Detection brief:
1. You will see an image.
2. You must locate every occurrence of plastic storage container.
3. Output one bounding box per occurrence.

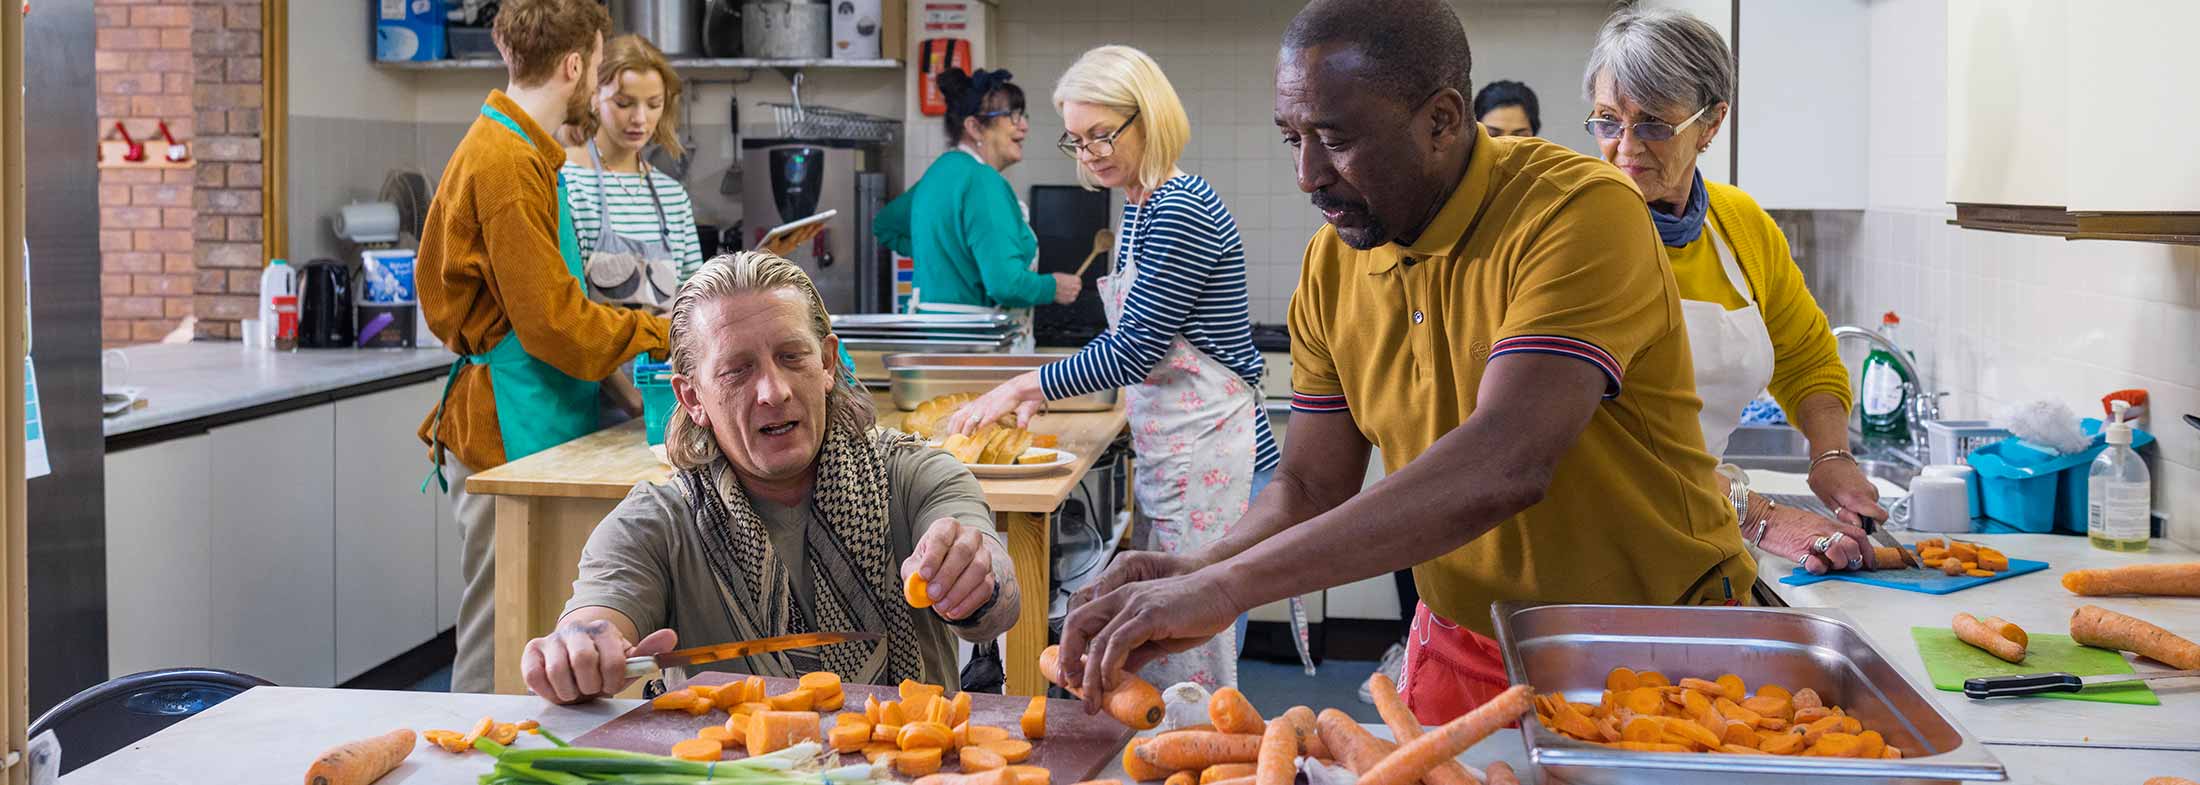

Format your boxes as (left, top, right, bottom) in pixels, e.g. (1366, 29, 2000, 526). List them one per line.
(636, 362, 676, 447)
(1967, 418, 2155, 533)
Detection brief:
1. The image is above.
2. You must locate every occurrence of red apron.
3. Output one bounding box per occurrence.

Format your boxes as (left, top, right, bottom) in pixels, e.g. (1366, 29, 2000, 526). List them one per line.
(1398, 601, 1515, 725)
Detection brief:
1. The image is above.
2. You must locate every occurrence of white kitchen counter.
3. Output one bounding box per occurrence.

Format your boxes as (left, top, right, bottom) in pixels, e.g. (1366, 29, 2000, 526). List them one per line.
(101, 341, 452, 438)
(62, 686, 2200, 785)
(1761, 533, 2200, 751)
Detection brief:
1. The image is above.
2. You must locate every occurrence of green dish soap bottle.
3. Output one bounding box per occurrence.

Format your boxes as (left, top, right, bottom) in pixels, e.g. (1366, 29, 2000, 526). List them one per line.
(1858, 311, 1913, 444)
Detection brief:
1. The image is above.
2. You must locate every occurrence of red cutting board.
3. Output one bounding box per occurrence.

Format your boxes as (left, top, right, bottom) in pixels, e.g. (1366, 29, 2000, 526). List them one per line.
(572, 672, 1136, 783)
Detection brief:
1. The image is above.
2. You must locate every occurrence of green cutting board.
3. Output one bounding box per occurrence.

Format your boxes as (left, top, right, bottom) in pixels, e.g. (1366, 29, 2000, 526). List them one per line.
(1911, 627, 2158, 705)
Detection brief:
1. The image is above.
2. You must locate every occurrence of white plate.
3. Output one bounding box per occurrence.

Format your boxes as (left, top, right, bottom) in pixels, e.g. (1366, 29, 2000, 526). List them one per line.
(926, 442, 1078, 478)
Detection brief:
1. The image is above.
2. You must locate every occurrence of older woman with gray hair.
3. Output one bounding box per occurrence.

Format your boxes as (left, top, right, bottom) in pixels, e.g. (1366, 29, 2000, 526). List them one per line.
(1585, 8, 1883, 575)
(518, 251, 1017, 703)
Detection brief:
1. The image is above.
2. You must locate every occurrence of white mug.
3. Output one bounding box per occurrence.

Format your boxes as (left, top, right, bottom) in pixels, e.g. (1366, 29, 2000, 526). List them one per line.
(1905, 474, 1974, 533)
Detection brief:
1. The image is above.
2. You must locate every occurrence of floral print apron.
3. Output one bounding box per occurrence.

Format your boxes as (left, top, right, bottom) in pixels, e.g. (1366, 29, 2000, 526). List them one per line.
(1097, 231, 1261, 690)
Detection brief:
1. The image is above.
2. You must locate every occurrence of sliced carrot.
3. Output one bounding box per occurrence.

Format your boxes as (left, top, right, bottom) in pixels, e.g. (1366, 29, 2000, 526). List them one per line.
(874, 723, 904, 743)
(489, 722, 520, 745)
(982, 739, 1034, 764)
(819, 691, 847, 712)
(951, 691, 974, 727)
(906, 572, 935, 608)
(830, 719, 873, 752)
(722, 714, 749, 746)
(1021, 696, 1047, 739)
(746, 710, 823, 757)
(883, 700, 910, 727)
(968, 725, 1012, 745)
(961, 745, 1008, 772)
(863, 743, 899, 763)
(460, 716, 495, 747)
(699, 726, 739, 744)
(515, 719, 539, 731)
(1007, 765, 1051, 785)
(901, 721, 954, 751)
(652, 690, 697, 712)
(801, 671, 845, 698)
(689, 684, 724, 704)
(672, 738, 724, 761)
(866, 694, 884, 724)
(744, 676, 767, 704)
(897, 747, 945, 776)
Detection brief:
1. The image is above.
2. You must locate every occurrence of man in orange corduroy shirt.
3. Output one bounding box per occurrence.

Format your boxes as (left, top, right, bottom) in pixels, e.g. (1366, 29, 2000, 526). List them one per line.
(416, 0, 670, 694)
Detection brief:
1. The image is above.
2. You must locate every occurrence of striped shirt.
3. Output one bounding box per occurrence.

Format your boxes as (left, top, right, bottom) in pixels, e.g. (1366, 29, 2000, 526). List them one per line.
(1039, 174, 1279, 473)
(559, 162, 706, 281)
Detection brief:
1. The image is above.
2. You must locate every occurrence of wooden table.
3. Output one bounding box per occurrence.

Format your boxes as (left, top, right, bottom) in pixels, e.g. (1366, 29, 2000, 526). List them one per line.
(469, 392, 1128, 698)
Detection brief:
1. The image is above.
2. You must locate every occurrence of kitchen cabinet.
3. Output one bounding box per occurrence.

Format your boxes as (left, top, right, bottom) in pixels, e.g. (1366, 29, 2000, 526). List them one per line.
(2062, 1, 2200, 240)
(105, 435, 215, 679)
(1946, 0, 2070, 226)
(103, 377, 448, 688)
(333, 383, 442, 682)
(1733, 0, 1867, 210)
(208, 404, 338, 688)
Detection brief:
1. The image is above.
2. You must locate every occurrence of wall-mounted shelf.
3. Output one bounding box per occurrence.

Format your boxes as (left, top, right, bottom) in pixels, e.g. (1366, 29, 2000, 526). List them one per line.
(374, 57, 901, 72)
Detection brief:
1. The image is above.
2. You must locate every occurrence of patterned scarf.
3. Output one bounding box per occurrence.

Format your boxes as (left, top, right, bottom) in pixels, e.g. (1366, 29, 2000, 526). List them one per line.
(677, 425, 927, 685)
(1653, 169, 1711, 247)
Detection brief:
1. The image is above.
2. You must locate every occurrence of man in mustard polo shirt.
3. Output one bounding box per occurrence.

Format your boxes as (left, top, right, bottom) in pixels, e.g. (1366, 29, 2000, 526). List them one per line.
(1057, 0, 1752, 721)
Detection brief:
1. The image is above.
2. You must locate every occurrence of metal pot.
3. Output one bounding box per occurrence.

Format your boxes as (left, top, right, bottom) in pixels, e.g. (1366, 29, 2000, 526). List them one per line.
(742, 1, 830, 60)
(613, 0, 704, 57)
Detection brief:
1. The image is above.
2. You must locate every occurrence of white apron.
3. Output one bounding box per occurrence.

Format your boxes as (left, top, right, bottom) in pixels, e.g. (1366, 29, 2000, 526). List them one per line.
(1680, 214, 1776, 459)
(1099, 229, 1259, 691)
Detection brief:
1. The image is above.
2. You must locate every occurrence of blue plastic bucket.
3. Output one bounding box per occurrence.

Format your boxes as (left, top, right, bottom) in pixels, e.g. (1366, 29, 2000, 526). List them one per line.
(1966, 418, 2156, 534)
(636, 362, 675, 447)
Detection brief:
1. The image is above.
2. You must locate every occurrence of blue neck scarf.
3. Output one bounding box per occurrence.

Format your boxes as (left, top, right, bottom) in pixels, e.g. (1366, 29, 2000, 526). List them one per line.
(1652, 170, 1710, 247)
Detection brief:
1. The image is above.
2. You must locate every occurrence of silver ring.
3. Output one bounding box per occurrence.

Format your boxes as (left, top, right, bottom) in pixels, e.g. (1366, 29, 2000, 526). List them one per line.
(1847, 552, 1864, 570)
(1834, 506, 1846, 519)
(1810, 535, 1833, 554)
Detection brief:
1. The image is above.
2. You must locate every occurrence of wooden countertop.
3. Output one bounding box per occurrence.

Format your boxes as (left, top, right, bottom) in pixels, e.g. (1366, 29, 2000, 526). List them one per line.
(465, 392, 1128, 513)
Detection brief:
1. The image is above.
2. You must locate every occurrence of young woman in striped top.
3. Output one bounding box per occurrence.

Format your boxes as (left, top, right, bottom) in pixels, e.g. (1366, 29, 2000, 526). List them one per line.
(563, 35, 704, 288)
(946, 45, 1281, 691)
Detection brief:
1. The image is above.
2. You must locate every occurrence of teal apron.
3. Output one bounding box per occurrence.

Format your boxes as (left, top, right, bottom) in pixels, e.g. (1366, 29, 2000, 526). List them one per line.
(424, 103, 602, 491)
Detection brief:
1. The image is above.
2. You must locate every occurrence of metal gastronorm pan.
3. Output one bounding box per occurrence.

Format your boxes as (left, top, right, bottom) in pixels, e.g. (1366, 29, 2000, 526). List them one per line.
(1490, 602, 2006, 784)
(884, 353, 1118, 412)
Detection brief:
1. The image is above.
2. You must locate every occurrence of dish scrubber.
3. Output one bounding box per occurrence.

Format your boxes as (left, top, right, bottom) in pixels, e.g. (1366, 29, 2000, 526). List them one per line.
(1992, 400, 2091, 455)
(2101, 389, 2148, 428)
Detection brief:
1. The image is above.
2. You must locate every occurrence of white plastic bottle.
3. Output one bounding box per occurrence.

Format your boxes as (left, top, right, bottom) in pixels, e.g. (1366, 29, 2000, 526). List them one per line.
(2087, 400, 2151, 552)
(257, 258, 298, 350)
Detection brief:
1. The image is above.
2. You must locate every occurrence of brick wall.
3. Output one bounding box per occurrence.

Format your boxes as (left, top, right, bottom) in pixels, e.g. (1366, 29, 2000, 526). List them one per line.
(96, 2, 199, 346)
(191, 0, 263, 340)
(94, 0, 262, 346)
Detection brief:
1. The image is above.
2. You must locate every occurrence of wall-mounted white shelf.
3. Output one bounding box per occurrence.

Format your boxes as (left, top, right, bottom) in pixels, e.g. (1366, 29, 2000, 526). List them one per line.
(375, 57, 901, 72)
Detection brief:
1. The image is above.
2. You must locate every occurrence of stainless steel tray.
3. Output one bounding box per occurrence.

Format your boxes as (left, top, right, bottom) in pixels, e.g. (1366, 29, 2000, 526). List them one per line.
(834, 313, 1016, 329)
(1490, 602, 2006, 784)
(840, 337, 1016, 354)
(885, 353, 1118, 412)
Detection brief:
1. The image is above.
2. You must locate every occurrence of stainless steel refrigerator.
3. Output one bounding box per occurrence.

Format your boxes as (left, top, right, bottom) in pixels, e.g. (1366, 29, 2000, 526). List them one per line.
(25, 1, 110, 716)
(740, 138, 891, 315)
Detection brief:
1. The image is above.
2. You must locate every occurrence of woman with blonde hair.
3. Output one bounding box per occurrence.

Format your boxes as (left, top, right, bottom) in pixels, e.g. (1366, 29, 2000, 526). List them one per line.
(948, 45, 1280, 690)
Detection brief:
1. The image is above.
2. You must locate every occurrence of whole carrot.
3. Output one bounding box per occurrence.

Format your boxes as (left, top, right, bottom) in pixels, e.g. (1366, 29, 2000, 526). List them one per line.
(1314, 708, 1395, 773)
(304, 728, 414, 785)
(2061, 563, 2200, 597)
(1254, 719, 1298, 785)
(1952, 613, 2027, 663)
(1039, 645, 1164, 730)
(1164, 770, 1196, 785)
(1354, 686, 1533, 785)
(2071, 605, 2200, 669)
(1199, 763, 1256, 784)
(1136, 731, 1265, 770)
(1121, 739, 1172, 782)
(1207, 687, 1265, 736)
(1275, 706, 1329, 760)
(1484, 762, 1521, 785)
(1365, 674, 1484, 785)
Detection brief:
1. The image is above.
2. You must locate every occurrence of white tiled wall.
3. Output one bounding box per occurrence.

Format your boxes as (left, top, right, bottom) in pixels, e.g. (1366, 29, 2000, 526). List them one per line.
(992, 0, 1613, 324)
(1788, 0, 2200, 547)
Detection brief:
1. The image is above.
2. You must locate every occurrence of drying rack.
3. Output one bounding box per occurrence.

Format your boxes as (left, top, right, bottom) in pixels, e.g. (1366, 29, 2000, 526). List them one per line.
(760, 72, 900, 142)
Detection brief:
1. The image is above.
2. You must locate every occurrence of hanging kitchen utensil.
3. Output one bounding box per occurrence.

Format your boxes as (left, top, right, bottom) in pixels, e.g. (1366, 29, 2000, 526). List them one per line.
(719, 92, 743, 197)
(157, 120, 189, 163)
(1073, 227, 1114, 278)
(111, 122, 145, 162)
(765, 71, 899, 142)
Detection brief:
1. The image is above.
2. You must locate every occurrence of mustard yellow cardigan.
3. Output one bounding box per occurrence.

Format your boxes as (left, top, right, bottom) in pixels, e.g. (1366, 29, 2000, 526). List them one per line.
(1665, 180, 1853, 416)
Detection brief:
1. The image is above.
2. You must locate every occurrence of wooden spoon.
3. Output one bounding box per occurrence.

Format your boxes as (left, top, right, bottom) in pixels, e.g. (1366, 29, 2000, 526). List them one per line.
(1072, 228, 1115, 278)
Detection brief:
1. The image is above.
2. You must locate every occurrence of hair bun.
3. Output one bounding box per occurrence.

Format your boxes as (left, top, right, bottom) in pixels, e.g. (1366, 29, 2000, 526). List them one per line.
(935, 68, 974, 102)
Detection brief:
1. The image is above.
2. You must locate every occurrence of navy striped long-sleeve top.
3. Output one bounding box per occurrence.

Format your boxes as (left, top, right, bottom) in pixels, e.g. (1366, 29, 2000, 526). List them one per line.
(1038, 174, 1280, 473)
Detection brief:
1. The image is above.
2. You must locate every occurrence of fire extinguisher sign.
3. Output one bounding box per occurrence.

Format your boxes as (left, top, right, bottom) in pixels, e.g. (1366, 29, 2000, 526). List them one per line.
(922, 2, 968, 32)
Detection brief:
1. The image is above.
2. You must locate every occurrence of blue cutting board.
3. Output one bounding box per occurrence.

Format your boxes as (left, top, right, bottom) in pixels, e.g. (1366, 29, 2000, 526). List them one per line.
(1779, 558, 2049, 594)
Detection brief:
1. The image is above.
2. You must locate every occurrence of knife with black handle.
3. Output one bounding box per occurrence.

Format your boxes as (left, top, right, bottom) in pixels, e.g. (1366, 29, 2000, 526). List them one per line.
(1965, 668, 2200, 698)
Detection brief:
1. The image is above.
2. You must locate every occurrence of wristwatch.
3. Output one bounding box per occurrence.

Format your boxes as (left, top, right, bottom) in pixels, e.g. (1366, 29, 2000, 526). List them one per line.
(940, 576, 1003, 628)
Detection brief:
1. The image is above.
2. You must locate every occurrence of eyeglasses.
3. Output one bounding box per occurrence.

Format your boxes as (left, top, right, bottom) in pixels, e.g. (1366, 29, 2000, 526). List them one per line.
(977, 108, 1027, 124)
(1583, 105, 1710, 142)
(1058, 108, 1141, 159)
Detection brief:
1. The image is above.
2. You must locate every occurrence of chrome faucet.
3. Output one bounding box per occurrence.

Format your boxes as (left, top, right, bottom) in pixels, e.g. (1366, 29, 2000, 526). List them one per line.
(1831, 324, 1941, 464)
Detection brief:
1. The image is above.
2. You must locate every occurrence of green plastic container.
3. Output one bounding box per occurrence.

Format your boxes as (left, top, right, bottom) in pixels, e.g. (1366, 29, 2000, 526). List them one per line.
(635, 362, 675, 447)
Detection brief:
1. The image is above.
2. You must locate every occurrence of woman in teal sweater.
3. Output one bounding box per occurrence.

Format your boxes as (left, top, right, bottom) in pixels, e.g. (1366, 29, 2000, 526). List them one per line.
(875, 68, 1081, 314)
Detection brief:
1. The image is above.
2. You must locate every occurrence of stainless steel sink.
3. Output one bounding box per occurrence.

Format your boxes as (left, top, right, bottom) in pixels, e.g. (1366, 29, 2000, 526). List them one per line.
(1723, 455, 1920, 490)
(1721, 425, 1920, 491)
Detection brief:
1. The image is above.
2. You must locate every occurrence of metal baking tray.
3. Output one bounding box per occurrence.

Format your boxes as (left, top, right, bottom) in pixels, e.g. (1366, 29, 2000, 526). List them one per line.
(1490, 602, 2006, 784)
(835, 313, 1017, 329)
(884, 353, 1118, 412)
(840, 337, 1016, 354)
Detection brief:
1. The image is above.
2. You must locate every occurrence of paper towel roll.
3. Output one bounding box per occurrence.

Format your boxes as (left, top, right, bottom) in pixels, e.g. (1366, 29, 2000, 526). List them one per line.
(334, 202, 400, 244)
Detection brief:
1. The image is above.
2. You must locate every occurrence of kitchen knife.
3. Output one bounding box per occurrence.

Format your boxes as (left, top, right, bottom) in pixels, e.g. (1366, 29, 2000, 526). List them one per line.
(623, 631, 879, 678)
(1856, 515, 1911, 567)
(1964, 668, 2200, 698)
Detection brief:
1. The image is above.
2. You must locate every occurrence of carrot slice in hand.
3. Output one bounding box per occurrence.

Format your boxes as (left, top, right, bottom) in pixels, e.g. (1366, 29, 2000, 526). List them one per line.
(905, 572, 935, 608)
